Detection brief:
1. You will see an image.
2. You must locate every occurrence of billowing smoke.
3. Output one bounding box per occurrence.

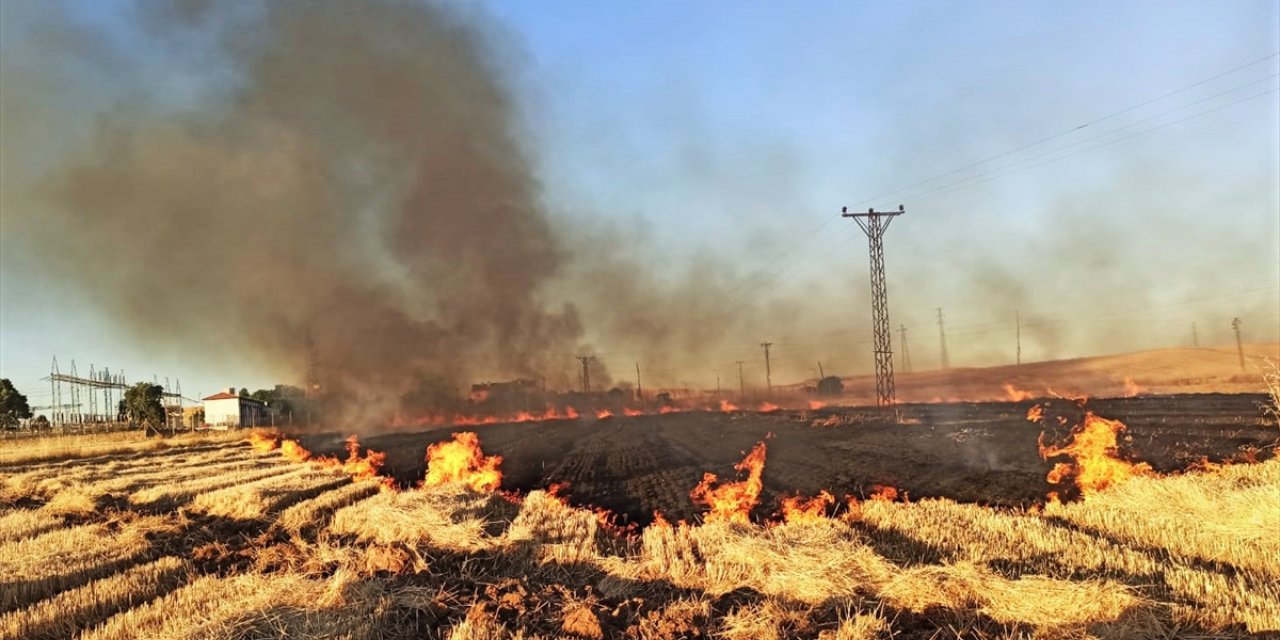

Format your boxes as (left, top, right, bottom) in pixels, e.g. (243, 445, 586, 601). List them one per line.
(3, 0, 596, 422)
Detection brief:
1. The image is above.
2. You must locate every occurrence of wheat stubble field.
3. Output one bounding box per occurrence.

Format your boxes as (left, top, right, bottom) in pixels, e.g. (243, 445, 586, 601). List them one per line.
(1, 394, 1278, 640)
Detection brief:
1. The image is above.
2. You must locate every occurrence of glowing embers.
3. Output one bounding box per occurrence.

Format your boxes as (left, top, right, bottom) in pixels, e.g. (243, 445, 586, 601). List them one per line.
(424, 431, 503, 492)
(689, 442, 767, 524)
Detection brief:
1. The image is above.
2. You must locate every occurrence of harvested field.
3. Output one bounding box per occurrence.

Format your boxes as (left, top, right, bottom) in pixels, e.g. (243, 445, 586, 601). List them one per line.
(0, 393, 1276, 638)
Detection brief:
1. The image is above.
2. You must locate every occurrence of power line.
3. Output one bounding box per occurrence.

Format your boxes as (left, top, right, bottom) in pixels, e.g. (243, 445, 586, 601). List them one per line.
(914, 83, 1279, 203)
(719, 54, 1280, 307)
(739, 84, 1279, 304)
(844, 52, 1280, 207)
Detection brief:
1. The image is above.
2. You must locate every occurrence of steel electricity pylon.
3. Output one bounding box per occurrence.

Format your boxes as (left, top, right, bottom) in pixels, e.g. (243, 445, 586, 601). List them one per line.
(576, 355, 596, 393)
(842, 204, 904, 412)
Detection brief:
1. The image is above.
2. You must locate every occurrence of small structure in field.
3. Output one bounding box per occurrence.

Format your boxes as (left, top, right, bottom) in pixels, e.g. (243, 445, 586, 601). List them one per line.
(202, 388, 269, 427)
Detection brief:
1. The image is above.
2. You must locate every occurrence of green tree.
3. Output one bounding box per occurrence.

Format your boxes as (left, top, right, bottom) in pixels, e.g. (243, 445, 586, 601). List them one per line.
(0, 378, 32, 429)
(123, 382, 165, 427)
(250, 384, 306, 415)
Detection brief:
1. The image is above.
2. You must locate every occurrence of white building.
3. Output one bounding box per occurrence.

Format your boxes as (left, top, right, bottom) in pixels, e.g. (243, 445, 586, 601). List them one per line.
(202, 388, 268, 427)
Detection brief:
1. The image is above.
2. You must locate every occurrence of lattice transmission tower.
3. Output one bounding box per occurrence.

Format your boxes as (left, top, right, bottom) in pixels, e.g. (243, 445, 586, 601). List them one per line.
(842, 205, 904, 413)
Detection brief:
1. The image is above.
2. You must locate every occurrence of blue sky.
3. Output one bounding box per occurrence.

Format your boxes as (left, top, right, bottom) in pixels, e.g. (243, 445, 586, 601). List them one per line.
(2, 0, 1278, 405)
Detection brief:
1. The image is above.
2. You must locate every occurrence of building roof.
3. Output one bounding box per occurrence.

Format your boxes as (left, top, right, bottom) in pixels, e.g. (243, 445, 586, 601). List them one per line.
(201, 392, 264, 405)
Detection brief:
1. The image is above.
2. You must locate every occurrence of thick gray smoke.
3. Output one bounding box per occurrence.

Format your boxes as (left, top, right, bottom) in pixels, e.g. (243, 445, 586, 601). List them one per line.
(3, 0, 597, 422)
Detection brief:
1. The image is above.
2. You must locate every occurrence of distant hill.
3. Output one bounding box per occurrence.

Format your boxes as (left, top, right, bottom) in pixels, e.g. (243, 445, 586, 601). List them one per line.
(830, 343, 1280, 403)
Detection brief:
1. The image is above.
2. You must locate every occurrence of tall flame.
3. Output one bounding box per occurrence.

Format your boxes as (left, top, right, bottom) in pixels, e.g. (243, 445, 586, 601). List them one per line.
(339, 435, 388, 483)
(424, 431, 503, 492)
(1038, 412, 1153, 495)
(690, 442, 767, 524)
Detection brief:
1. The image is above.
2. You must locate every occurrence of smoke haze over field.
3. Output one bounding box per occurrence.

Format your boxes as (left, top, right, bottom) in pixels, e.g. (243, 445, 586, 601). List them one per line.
(1, 1, 1277, 420)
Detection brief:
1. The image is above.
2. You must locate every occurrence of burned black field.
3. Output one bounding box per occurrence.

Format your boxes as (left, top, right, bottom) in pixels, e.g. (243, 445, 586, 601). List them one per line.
(292, 393, 1276, 527)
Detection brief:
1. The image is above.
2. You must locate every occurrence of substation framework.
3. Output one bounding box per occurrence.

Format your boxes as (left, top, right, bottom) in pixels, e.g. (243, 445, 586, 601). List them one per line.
(842, 205, 904, 414)
(39, 357, 191, 428)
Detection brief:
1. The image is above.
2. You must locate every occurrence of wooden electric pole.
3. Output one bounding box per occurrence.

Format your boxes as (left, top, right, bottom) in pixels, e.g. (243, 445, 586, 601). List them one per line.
(1231, 318, 1245, 371)
(1016, 310, 1022, 366)
(898, 325, 912, 374)
(760, 341, 773, 396)
(936, 307, 950, 371)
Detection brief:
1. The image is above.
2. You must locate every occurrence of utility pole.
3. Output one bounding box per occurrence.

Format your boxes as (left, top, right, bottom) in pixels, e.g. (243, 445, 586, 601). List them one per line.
(760, 341, 773, 396)
(936, 307, 950, 371)
(576, 355, 595, 393)
(714, 370, 721, 396)
(1231, 318, 1245, 371)
(817, 361, 825, 379)
(898, 325, 912, 374)
(842, 204, 904, 412)
(736, 361, 746, 399)
(635, 362, 643, 401)
(1192, 322, 1199, 348)
(303, 328, 319, 425)
(1016, 310, 1022, 366)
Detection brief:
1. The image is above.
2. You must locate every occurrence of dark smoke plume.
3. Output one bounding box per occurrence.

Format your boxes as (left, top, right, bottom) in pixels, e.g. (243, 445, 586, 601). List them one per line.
(4, 0, 592, 423)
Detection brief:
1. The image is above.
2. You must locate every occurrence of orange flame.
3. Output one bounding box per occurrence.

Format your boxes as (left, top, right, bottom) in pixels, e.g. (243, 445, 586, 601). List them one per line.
(247, 430, 280, 453)
(1026, 404, 1044, 422)
(279, 439, 312, 464)
(424, 432, 503, 492)
(869, 484, 899, 502)
(779, 490, 834, 524)
(690, 442, 767, 524)
(719, 399, 740, 412)
(651, 511, 672, 529)
(758, 402, 779, 413)
(808, 400, 826, 410)
(1122, 377, 1142, 398)
(339, 435, 387, 483)
(1003, 383, 1034, 402)
(623, 408, 643, 417)
(246, 432, 391, 486)
(595, 409, 614, 419)
(1038, 412, 1153, 496)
